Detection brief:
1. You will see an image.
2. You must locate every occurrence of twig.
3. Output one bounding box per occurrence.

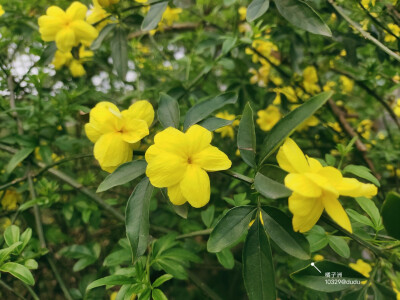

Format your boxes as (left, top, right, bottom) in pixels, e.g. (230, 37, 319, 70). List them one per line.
(177, 228, 212, 239)
(0, 279, 25, 299)
(328, 0, 400, 62)
(47, 257, 73, 300)
(7, 75, 23, 135)
(221, 170, 254, 184)
(128, 22, 200, 39)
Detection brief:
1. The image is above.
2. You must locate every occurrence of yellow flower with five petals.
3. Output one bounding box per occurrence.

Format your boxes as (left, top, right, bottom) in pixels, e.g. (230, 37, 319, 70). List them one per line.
(277, 138, 378, 233)
(85, 101, 154, 172)
(145, 125, 231, 208)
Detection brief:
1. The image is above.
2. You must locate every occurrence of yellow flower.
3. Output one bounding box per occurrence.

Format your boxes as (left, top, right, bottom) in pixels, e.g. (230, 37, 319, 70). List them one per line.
(303, 66, 321, 94)
(145, 125, 231, 208)
(157, 6, 182, 31)
(245, 39, 280, 66)
(0, 5, 5, 16)
(87, 0, 112, 31)
(313, 254, 324, 262)
(238, 6, 247, 21)
(97, 0, 119, 8)
(38, 2, 98, 52)
(52, 46, 93, 77)
(215, 112, 239, 139)
(349, 259, 371, 284)
(328, 122, 342, 133)
(394, 99, 400, 117)
(85, 101, 154, 172)
(256, 105, 281, 131)
(323, 81, 336, 91)
(340, 75, 354, 93)
(273, 86, 297, 105)
(270, 75, 283, 86)
(330, 13, 337, 22)
(391, 281, 400, 300)
(249, 64, 270, 87)
(340, 49, 347, 57)
(1, 190, 22, 211)
(277, 138, 378, 233)
(135, 0, 148, 3)
(385, 24, 400, 43)
(357, 119, 373, 140)
(361, 0, 376, 9)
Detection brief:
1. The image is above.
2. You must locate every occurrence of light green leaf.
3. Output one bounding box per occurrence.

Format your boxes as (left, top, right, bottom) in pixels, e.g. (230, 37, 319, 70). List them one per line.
(0, 242, 22, 264)
(141, 2, 168, 31)
(126, 177, 154, 261)
(328, 236, 350, 258)
(216, 248, 234, 270)
(343, 165, 380, 187)
(152, 274, 173, 288)
(238, 102, 256, 168)
(97, 160, 147, 193)
(243, 217, 276, 300)
(4, 225, 20, 247)
(183, 92, 238, 131)
(259, 91, 332, 165)
(274, 0, 332, 37)
(0, 262, 35, 286)
(152, 288, 168, 300)
(355, 197, 382, 229)
(346, 208, 375, 228)
(24, 259, 38, 270)
(207, 206, 256, 253)
(87, 275, 133, 290)
(6, 147, 34, 174)
(158, 93, 180, 129)
(246, 0, 270, 22)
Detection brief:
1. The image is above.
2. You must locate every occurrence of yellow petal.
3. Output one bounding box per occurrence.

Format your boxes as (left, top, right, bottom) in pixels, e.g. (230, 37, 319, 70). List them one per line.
(276, 138, 309, 173)
(288, 193, 318, 217)
(94, 132, 131, 172)
(153, 127, 187, 158)
(66, 1, 87, 20)
(46, 6, 66, 18)
(124, 100, 155, 127)
(69, 60, 86, 77)
(285, 173, 322, 198)
(306, 156, 323, 172)
(191, 145, 231, 171)
(322, 193, 352, 233)
(38, 16, 64, 41)
(121, 119, 149, 143)
(70, 20, 98, 45)
(185, 125, 212, 155)
(55, 28, 76, 53)
(336, 178, 377, 198)
(167, 184, 186, 205)
(180, 164, 210, 208)
(145, 146, 187, 187)
(290, 194, 324, 232)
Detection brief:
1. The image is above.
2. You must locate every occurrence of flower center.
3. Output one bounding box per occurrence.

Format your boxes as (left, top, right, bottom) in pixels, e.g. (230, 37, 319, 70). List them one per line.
(187, 157, 192, 164)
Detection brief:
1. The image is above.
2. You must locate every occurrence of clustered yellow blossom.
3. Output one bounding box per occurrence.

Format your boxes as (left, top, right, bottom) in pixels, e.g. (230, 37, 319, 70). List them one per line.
(249, 65, 270, 87)
(87, 0, 112, 31)
(357, 119, 373, 140)
(85, 101, 154, 172)
(361, 0, 376, 9)
(349, 259, 371, 284)
(272, 86, 297, 105)
(238, 6, 247, 21)
(323, 81, 336, 91)
(277, 138, 377, 233)
(1, 190, 22, 211)
(385, 24, 400, 43)
(303, 66, 321, 94)
(52, 46, 94, 77)
(339, 75, 354, 94)
(256, 105, 281, 131)
(215, 111, 240, 139)
(246, 38, 280, 66)
(151, 6, 182, 35)
(145, 125, 231, 208)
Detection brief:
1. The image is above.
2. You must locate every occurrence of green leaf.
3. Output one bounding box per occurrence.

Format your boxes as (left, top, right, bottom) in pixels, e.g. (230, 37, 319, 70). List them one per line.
(254, 172, 292, 200)
(4, 225, 20, 247)
(198, 117, 233, 131)
(290, 261, 366, 292)
(87, 275, 133, 290)
(126, 177, 154, 261)
(158, 93, 180, 129)
(259, 91, 332, 165)
(111, 26, 128, 80)
(355, 197, 382, 229)
(246, 0, 270, 22)
(216, 248, 235, 269)
(91, 23, 116, 50)
(238, 102, 256, 168)
(73, 257, 97, 272)
(381, 192, 400, 240)
(6, 147, 34, 174)
(97, 160, 147, 193)
(0, 242, 22, 264)
(346, 208, 375, 228)
(141, 2, 168, 31)
(343, 165, 380, 187)
(306, 225, 328, 252)
(152, 288, 168, 300)
(373, 282, 398, 300)
(342, 288, 365, 300)
(0, 262, 35, 286)
(183, 92, 238, 131)
(152, 274, 173, 288)
(201, 205, 215, 228)
(207, 206, 256, 253)
(221, 36, 237, 55)
(261, 206, 310, 260)
(24, 259, 38, 270)
(19, 228, 32, 253)
(243, 217, 276, 300)
(328, 236, 350, 258)
(274, 0, 332, 37)
(39, 42, 57, 65)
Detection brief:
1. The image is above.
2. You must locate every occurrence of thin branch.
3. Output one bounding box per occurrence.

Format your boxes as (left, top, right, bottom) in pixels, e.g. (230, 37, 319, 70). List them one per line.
(0, 279, 25, 299)
(177, 229, 212, 239)
(328, 0, 400, 62)
(7, 75, 23, 135)
(221, 170, 254, 184)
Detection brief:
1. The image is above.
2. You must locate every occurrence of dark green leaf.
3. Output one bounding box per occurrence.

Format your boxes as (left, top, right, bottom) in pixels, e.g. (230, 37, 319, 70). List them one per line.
(238, 102, 256, 168)
(198, 117, 233, 131)
(126, 177, 154, 261)
(259, 91, 332, 165)
(246, 0, 270, 22)
(346, 209, 375, 228)
(374, 282, 397, 300)
(141, 2, 168, 31)
(342, 289, 365, 300)
(39, 42, 57, 65)
(328, 236, 350, 258)
(201, 205, 215, 228)
(158, 93, 180, 129)
(91, 23, 117, 50)
(306, 225, 328, 252)
(183, 92, 238, 131)
(6, 147, 34, 174)
(274, 0, 332, 37)
(243, 217, 276, 300)
(355, 197, 381, 229)
(343, 165, 380, 187)
(254, 172, 291, 200)
(291, 261, 366, 292)
(0, 262, 35, 286)
(216, 248, 235, 269)
(207, 206, 256, 253)
(261, 206, 310, 260)
(97, 160, 147, 193)
(111, 26, 128, 80)
(87, 275, 133, 290)
(381, 192, 400, 240)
